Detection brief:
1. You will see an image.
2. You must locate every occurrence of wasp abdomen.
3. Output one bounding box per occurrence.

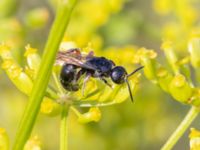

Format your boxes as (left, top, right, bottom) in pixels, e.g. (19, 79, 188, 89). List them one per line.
(60, 64, 79, 91)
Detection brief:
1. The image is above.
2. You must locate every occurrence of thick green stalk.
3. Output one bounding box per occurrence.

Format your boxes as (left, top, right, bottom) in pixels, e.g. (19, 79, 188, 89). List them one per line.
(60, 105, 69, 150)
(161, 106, 199, 150)
(12, 0, 77, 149)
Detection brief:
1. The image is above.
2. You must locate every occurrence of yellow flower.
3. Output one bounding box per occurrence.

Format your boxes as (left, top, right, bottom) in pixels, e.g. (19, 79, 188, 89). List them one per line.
(189, 128, 200, 150)
(25, 7, 49, 29)
(0, 128, 9, 150)
(40, 97, 61, 117)
(24, 135, 42, 150)
(153, 0, 172, 15)
(0, 42, 144, 122)
(188, 37, 200, 68)
(0, 44, 33, 95)
(77, 107, 101, 123)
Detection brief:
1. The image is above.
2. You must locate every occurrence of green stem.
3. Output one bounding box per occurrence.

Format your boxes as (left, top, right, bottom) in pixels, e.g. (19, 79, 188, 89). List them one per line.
(53, 72, 65, 94)
(12, 1, 77, 149)
(60, 105, 69, 150)
(161, 106, 199, 150)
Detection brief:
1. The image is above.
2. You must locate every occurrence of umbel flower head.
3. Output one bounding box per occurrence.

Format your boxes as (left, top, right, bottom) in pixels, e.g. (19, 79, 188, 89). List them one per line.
(136, 37, 200, 106)
(0, 42, 142, 123)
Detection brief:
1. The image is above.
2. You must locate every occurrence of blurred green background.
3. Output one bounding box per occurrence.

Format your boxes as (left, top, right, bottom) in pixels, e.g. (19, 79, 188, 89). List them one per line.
(1, 0, 200, 149)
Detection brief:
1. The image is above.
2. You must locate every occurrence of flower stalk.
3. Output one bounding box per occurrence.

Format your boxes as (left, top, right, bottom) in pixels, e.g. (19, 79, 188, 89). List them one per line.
(12, 0, 77, 149)
(161, 106, 199, 150)
(60, 105, 69, 150)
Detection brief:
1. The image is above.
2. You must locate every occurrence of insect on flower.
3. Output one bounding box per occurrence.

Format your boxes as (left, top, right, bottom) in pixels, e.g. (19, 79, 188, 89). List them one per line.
(56, 48, 144, 102)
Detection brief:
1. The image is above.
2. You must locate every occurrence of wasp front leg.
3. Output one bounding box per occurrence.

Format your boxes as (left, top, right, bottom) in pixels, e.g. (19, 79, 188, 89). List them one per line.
(100, 77, 113, 89)
(76, 68, 92, 96)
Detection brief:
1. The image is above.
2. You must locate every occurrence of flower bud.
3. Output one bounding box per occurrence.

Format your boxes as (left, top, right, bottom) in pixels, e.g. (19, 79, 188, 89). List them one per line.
(156, 67, 173, 93)
(169, 74, 193, 103)
(0, 44, 12, 59)
(0, 19, 23, 49)
(78, 107, 101, 123)
(59, 41, 77, 51)
(138, 48, 158, 83)
(177, 57, 191, 80)
(104, 0, 124, 13)
(40, 97, 61, 117)
(0, 0, 17, 18)
(0, 44, 33, 95)
(161, 40, 179, 74)
(1, 59, 33, 95)
(188, 88, 200, 106)
(188, 37, 200, 68)
(103, 46, 136, 65)
(153, 0, 172, 15)
(24, 45, 41, 79)
(141, 55, 156, 78)
(189, 128, 200, 150)
(25, 8, 49, 29)
(0, 128, 9, 150)
(24, 66, 35, 80)
(24, 135, 42, 150)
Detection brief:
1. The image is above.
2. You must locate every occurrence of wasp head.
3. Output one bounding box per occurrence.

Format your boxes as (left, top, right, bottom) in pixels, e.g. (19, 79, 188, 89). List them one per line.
(110, 66, 144, 102)
(110, 66, 127, 84)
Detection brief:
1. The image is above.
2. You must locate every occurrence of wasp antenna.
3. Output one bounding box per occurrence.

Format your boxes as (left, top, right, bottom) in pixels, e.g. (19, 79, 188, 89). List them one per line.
(127, 66, 144, 78)
(125, 77, 134, 102)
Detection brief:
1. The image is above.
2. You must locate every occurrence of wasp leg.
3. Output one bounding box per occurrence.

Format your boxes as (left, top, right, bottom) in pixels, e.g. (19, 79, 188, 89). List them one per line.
(67, 48, 81, 54)
(86, 51, 94, 59)
(82, 73, 91, 96)
(100, 77, 113, 89)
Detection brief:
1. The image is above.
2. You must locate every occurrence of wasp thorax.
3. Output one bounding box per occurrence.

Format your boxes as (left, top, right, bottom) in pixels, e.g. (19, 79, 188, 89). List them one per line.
(110, 66, 127, 84)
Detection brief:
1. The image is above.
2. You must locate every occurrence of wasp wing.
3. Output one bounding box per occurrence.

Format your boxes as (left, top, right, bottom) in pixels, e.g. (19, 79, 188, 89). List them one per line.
(56, 49, 95, 70)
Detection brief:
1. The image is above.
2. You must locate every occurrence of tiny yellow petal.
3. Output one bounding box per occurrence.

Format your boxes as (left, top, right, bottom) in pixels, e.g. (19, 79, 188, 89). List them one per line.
(0, 44, 12, 60)
(40, 97, 61, 117)
(161, 40, 172, 50)
(189, 128, 200, 150)
(24, 135, 42, 150)
(24, 44, 38, 57)
(89, 107, 101, 122)
(78, 107, 101, 123)
(173, 74, 186, 88)
(0, 128, 9, 150)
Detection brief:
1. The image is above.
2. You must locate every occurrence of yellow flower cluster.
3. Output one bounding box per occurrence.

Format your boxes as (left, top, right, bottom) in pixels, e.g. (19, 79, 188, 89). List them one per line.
(58, 0, 125, 49)
(153, 0, 199, 52)
(137, 37, 200, 105)
(0, 42, 142, 123)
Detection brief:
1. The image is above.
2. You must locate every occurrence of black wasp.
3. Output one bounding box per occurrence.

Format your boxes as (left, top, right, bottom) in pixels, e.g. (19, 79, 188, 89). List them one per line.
(56, 48, 143, 102)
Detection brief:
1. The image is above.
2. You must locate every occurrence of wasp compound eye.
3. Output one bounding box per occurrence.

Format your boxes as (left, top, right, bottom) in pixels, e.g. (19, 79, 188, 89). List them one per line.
(110, 66, 127, 84)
